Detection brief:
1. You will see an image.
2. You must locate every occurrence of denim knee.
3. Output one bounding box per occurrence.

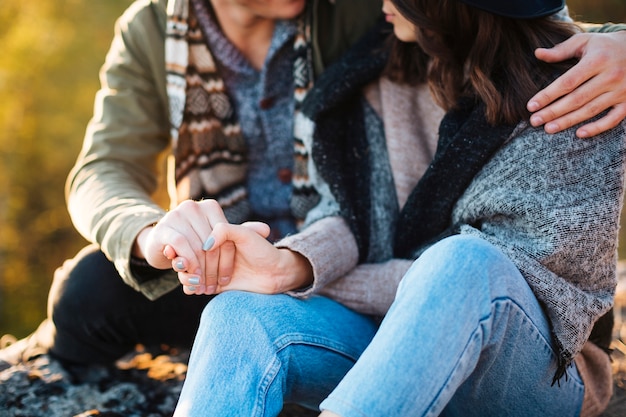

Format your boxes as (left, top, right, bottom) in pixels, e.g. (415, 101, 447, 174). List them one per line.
(198, 292, 376, 357)
(198, 291, 285, 349)
(200, 291, 270, 324)
(401, 234, 510, 284)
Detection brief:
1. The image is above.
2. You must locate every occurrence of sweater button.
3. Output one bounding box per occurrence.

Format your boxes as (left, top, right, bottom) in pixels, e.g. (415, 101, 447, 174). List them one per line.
(277, 168, 292, 184)
(259, 97, 275, 110)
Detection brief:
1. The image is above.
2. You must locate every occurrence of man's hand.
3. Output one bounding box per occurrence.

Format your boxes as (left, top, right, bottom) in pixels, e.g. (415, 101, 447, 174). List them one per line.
(527, 31, 626, 138)
(132, 199, 232, 295)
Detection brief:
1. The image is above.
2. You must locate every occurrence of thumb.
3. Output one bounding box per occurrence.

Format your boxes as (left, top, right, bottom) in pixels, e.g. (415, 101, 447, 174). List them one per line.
(205, 222, 268, 251)
(535, 33, 587, 63)
(241, 221, 271, 238)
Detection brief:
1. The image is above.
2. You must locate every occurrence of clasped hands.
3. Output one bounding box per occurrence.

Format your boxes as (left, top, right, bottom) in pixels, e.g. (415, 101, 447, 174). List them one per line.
(134, 200, 313, 296)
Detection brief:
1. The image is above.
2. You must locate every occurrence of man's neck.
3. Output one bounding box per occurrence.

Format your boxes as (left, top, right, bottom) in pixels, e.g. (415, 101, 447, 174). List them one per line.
(210, 0, 275, 70)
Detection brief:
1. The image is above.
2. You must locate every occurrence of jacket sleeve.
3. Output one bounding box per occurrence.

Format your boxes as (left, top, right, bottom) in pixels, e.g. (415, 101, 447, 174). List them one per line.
(581, 22, 626, 33)
(65, 0, 178, 299)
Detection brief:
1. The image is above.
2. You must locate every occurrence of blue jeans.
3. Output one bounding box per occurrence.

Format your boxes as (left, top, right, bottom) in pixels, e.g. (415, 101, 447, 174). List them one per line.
(174, 235, 585, 416)
(321, 235, 584, 417)
(174, 292, 379, 416)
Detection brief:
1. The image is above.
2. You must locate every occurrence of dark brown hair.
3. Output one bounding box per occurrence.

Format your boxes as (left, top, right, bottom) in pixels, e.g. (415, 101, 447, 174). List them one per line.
(386, 0, 580, 125)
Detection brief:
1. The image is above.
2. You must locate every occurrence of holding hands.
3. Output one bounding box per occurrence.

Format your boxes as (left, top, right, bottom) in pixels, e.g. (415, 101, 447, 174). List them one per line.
(133, 199, 312, 296)
(201, 222, 313, 294)
(133, 199, 234, 295)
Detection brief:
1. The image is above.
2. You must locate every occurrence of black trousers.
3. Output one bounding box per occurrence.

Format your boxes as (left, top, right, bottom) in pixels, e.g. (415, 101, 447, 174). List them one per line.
(34, 244, 212, 364)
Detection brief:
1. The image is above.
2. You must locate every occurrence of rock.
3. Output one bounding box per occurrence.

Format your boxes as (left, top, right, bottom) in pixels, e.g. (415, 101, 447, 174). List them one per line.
(0, 344, 316, 416)
(0, 346, 184, 417)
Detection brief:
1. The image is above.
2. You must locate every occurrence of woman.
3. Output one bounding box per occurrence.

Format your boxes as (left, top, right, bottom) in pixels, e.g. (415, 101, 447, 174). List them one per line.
(315, 0, 626, 416)
(177, 0, 624, 416)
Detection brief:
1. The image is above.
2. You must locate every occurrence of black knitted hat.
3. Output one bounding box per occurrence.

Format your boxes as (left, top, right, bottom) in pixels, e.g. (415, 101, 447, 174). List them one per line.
(458, 0, 565, 18)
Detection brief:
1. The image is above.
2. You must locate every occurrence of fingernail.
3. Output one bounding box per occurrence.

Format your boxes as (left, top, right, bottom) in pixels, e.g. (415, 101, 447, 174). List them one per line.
(188, 277, 200, 285)
(527, 101, 540, 112)
(186, 286, 197, 292)
(530, 115, 543, 126)
(577, 129, 589, 139)
(545, 122, 558, 133)
(202, 236, 215, 251)
(175, 260, 184, 270)
(218, 276, 230, 284)
(206, 285, 216, 293)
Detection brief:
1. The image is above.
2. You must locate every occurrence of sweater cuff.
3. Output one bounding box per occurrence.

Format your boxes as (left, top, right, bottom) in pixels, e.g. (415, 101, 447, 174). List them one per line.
(276, 216, 359, 297)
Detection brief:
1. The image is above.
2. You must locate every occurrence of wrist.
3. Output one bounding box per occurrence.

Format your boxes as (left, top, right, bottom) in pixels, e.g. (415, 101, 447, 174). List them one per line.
(277, 249, 314, 292)
(132, 226, 153, 259)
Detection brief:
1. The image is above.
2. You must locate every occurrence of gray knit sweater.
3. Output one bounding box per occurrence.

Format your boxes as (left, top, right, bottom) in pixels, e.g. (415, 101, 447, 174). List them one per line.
(453, 118, 626, 370)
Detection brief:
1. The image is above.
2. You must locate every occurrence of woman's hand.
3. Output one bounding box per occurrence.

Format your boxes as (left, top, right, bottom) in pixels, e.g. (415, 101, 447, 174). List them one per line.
(201, 222, 314, 294)
(527, 31, 626, 138)
(133, 199, 233, 295)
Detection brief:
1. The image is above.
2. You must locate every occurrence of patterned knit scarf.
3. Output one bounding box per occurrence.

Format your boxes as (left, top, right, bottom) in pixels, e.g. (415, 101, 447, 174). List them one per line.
(165, 0, 319, 225)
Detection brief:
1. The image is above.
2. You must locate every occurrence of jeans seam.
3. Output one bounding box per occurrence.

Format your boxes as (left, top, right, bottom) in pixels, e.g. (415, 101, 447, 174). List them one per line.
(426, 326, 485, 417)
(251, 334, 363, 417)
(273, 333, 364, 362)
(428, 297, 551, 415)
(254, 355, 282, 417)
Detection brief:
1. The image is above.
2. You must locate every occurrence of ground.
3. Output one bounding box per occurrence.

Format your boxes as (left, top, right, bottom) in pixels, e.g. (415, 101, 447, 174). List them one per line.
(2, 264, 626, 416)
(0, 344, 318, 416)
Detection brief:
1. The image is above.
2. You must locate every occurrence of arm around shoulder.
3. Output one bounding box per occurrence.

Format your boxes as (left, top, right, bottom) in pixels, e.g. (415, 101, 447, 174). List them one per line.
(529, 26, 626, 138)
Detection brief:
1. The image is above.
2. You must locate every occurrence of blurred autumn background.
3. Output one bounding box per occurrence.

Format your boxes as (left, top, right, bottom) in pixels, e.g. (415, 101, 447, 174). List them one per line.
(1, 1, 626, 339)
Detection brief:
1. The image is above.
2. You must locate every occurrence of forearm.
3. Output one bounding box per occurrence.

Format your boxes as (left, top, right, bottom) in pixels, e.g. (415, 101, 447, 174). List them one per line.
(67, 90, 169, 264)
(65, 2, 174, 297)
